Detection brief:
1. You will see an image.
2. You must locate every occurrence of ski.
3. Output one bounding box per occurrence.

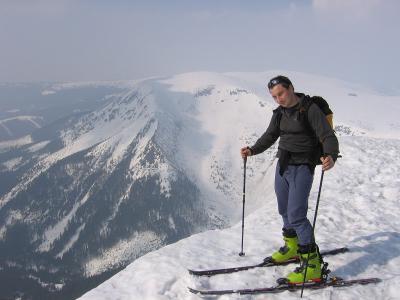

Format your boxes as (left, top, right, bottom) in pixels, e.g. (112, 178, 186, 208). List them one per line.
(188, 276, 382, 296)
(188, 247, 348, 276)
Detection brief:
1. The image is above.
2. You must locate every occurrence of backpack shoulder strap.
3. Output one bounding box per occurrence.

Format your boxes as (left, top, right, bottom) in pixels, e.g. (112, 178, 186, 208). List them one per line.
(298, 95, 316, 133)
(273, 106, 282, 115)
(299, 96, 314, 114)
(273, 106, 283, 129)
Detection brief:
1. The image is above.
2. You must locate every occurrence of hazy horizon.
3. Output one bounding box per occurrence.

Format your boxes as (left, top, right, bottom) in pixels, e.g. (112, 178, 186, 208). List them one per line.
(1, 0, 399, 95)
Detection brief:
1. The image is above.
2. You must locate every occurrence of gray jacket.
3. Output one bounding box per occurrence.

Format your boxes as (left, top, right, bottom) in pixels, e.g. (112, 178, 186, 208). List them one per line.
(250, 94, 339, 165)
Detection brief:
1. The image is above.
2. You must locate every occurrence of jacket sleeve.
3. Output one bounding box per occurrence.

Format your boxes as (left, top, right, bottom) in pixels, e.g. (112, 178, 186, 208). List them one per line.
(307, 104, 339, 161)
(250, 111, 280, 155)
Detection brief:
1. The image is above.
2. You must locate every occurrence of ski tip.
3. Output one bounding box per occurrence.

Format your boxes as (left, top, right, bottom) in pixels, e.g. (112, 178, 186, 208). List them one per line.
(336, 247, 350, 253)
(355, 277, 383, 284)
(276, 277, 289, 285)
(263, 256, 273, 264)
(188, 269, 213, 276)
(321, 247, 349, 255)
(188, 287, 200, 294)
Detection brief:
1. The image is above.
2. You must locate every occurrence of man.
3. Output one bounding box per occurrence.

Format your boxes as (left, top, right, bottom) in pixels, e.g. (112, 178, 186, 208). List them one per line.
(240, 75, 339, 284)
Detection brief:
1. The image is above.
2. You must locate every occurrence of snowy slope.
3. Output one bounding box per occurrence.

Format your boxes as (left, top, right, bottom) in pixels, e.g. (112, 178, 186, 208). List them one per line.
(79, 71, 400, 300)
(1, 72, 277, 299)
(0, 81, 128, 141)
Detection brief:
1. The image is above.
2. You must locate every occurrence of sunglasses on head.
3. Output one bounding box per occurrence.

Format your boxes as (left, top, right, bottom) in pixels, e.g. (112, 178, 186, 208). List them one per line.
(267, 77, 292, 90)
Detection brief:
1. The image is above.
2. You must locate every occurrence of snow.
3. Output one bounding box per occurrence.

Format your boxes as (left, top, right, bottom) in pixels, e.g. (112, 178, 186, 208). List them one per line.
(158, 73, 277, 222)
(56, 224, 86, 259)
(0, 115, 43, 128)
(157, 71, 400, 224)
(0, 135, 32, 151)
(39, 189, 93, 252)
(27, 140, 50, 152)
(80, 135, 400, 300)
(58, 87, 156, 171)
(0, 87, 157, 211)
(2, 157, 23, 171)
(84, 231, 164, 277)
(41, 90, 56, 95)
(0, 121, 12, 136)
(0, 210, 23, 240)
(1, 71, 399, 298)
(27, 275, 65, 291)
(79, 71, 400, 300)
(40, 79, 144, 96)
(5, 109, 20, 113)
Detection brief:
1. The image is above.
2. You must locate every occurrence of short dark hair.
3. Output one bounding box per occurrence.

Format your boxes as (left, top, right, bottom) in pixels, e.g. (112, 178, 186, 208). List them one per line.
(268, 75, 292, 90)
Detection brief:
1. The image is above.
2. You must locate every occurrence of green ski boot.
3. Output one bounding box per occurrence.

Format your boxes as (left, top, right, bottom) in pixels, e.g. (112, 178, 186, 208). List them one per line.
(286, 244, 323, 284)
(270, 228, 299, 263)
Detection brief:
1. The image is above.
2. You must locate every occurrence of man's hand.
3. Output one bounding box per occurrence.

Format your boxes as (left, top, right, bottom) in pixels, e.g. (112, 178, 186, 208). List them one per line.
(240, 147, 252, 158)
(320, 155, 335, 171)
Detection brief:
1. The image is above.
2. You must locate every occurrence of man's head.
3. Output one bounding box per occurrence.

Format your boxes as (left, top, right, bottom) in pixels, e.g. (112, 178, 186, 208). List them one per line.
(268, 75, 297, 108)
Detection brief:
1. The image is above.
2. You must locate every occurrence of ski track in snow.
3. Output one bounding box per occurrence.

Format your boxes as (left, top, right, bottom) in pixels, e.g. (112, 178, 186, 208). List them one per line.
(79, 134, 400, 300)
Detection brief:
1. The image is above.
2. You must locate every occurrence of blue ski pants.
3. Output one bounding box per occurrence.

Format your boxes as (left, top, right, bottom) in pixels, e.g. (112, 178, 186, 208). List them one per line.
(274, 163, 314, 245)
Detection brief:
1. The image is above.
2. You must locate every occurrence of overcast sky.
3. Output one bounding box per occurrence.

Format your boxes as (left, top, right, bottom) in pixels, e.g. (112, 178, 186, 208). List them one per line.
(1, 0, 399, 94)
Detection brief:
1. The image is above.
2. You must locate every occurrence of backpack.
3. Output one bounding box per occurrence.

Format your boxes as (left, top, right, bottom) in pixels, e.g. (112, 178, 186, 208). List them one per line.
(304, 96, 334, 129)
(275, 94, 334, 134)
(274, 94, 335, 166)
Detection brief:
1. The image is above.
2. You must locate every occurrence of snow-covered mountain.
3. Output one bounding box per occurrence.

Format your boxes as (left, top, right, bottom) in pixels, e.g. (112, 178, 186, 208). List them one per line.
(0, 82, 129, 142)
(78, 71, 400, 300)
(1, 71, 399, 299)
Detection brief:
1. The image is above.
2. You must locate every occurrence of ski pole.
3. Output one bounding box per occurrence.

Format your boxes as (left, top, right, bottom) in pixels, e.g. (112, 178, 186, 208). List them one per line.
(239, 156, 247, 257)
(301, 168, 325, 298)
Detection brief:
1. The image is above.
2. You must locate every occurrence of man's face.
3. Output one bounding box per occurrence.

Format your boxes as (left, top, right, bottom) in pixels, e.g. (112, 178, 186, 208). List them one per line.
(269, 84, 294, 107)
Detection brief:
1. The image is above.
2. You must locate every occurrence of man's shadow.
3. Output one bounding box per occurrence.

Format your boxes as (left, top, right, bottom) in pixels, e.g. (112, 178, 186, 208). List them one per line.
(331, 231, 400, 277)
